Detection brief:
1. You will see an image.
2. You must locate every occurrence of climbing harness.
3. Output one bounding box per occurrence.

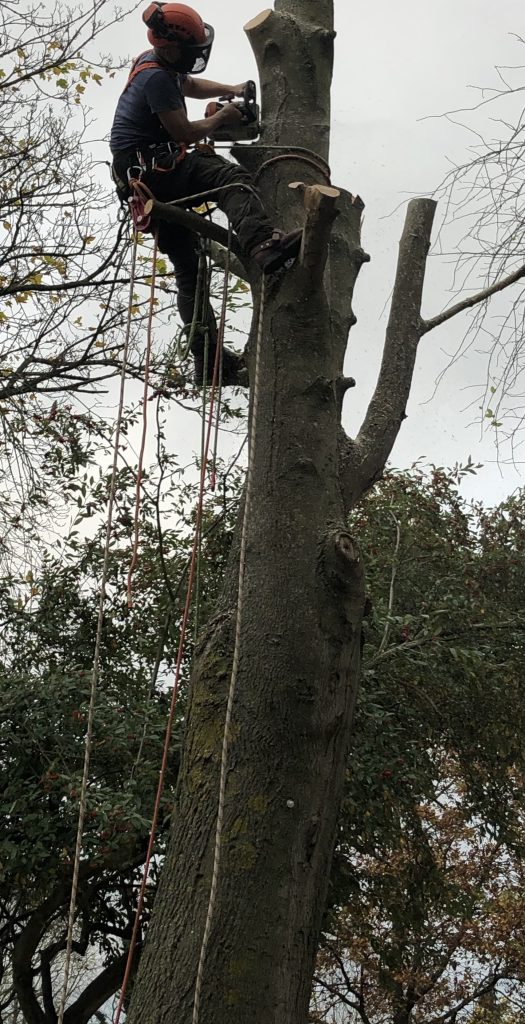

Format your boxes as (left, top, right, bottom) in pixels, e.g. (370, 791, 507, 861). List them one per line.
(57, 229, 139, 1024)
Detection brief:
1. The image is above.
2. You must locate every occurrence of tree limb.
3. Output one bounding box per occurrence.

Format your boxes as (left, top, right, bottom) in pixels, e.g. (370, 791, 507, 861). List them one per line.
(421, 261, 525, 334)
(208, 240, 248, 282)
(427, 971, 504, 1024)
(144, 198, 245, 264)
(341, 198, 437, 507)
(63, 951, 135, 1024)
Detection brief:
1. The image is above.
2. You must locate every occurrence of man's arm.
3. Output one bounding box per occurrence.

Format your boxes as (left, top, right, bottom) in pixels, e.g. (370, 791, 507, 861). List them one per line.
(183, 77, 247, 100)
(158, 103, 243, 145)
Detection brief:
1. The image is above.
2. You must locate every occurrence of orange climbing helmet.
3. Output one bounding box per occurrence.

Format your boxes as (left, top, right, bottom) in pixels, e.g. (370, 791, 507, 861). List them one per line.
(142, 2, 214, 73)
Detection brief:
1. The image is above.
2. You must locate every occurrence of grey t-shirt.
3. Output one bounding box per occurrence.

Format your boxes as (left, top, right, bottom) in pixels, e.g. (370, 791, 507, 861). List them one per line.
(110, 52, 187, 154)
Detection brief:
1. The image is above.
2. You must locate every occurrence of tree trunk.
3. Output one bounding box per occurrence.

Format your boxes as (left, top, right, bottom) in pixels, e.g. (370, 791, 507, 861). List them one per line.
(127, 4, 368, 1023)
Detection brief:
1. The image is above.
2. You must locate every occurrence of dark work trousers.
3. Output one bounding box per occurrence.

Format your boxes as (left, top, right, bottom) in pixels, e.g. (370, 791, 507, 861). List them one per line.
(113, 148, 274, 348)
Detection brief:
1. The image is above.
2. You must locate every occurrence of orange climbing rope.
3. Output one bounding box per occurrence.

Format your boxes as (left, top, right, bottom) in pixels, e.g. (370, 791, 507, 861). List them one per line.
(210, 222, 232, 491)
(191, 277, 266, 1024)
(126, 224, 159, 608)
(112, 339, 225, 1024)
(112, 207, 230, 1024)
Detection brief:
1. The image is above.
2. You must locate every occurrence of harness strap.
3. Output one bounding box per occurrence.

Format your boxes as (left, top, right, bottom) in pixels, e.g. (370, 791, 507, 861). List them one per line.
(123, 51, 187, 93)
(125, 58, 165, 89)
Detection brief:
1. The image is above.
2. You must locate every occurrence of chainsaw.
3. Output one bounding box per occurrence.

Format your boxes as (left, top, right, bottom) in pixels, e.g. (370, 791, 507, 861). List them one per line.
(205, 80, 260, 142)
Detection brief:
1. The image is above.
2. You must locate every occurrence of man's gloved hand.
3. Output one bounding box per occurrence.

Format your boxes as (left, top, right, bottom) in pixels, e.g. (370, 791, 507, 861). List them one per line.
(219, 102, 244, 125)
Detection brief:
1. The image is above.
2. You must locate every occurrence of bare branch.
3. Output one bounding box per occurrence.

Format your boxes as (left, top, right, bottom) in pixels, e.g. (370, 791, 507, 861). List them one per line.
(427, 972, 504, 1024)
(422, 261, 525, 334)
(341, 198, 437, 506)
(63, 951, 134, 1024)
(143, 198, 246, 264)
(208, 241, 248, 282)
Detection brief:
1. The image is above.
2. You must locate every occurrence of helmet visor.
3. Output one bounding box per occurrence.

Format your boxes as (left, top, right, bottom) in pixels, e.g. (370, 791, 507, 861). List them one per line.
(178, 23, 214, 73)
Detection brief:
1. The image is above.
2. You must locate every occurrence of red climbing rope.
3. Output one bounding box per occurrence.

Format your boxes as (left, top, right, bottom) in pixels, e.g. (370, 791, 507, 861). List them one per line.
(126, 225, 159, 608)
(112, 253, 228, 1024)
(210, 222, 232, 491)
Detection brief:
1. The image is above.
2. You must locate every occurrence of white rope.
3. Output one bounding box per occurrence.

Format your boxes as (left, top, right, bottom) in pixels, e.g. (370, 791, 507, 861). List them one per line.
(57, 233, 138, 1024)
(192, 276, 266, 1024)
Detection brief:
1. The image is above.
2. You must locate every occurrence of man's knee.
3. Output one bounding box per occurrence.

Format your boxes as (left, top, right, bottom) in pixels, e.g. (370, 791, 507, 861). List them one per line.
(192, 150, 252, 188)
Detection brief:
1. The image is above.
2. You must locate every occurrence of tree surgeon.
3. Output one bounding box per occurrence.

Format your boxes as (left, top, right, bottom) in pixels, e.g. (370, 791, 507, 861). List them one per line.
(110, 1, 302, 385)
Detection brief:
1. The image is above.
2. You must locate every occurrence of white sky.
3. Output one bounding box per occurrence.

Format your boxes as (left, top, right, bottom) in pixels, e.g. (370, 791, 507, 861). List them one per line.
(97, 0, 525, 505)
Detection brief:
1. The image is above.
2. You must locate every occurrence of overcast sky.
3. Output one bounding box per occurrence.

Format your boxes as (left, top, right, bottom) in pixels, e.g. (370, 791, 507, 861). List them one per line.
(98, 0, 525, 504)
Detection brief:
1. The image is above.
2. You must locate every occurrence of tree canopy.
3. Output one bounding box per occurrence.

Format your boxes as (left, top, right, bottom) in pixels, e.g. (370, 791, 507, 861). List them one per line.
(315, 467, 525, 1023)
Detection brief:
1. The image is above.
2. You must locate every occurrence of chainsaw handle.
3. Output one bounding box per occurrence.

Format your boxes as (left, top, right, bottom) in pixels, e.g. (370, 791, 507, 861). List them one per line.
(243, 80, 256, 105)
(218, 81, 256, 103)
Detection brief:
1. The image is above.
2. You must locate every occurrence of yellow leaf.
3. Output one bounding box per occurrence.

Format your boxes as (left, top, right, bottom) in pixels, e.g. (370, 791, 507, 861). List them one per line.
(193, 202, 216, 214)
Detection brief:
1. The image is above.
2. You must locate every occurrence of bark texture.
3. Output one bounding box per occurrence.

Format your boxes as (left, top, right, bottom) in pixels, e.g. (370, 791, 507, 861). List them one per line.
(127, 4, 435, 1023)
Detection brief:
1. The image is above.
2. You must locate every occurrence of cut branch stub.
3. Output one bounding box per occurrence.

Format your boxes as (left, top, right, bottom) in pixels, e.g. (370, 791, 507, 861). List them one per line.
(244, 10, 272, 32)
(320, 529, 364, 604)
(275, 0, 334, 31)
(289, 181, 340, 288)
(336, 376, 357, 414)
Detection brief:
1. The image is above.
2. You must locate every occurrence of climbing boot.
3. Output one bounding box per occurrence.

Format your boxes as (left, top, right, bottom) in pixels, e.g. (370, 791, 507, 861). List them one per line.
(191, 337, 244, 388)
(250, 229, 303, 275)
